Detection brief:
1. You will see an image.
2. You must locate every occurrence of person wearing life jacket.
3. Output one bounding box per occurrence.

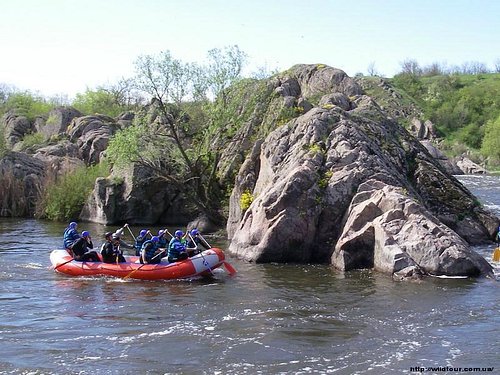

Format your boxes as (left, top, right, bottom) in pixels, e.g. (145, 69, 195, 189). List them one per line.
(186, 228, 210, 256)
(63, 221, 80, 256)
(101, 232, 126, 263)
(167, 230, 189, 263)
(134, 229, 149, 256)
(72, 231, 100, 262)
(157, 229, 168, 250)
(140, 236, 164, 264)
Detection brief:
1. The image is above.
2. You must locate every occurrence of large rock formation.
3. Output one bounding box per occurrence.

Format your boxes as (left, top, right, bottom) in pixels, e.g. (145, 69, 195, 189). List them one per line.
(1, 112, 34, 146)
(0, 151, 46, 216)
(80, 163, 196, 225)
(227, 65, 496, 278)
(67, 115, 120, 165)
(35, 106, 82, 139)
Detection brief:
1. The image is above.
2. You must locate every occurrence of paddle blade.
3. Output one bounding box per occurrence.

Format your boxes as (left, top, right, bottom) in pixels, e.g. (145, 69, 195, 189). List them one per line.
(493, 248, 500, 262)
(223, 261, 237, 276)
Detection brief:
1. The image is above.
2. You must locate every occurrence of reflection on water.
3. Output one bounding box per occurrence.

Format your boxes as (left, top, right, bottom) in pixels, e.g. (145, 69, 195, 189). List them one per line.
(0, 174, 499, 374)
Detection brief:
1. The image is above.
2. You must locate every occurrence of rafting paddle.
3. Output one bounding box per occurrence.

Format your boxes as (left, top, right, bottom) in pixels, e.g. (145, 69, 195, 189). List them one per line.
(198, 233, 237, 275)
(123, 249, 166, 280)
(493, 247, 500, 262)
(52, 257, 74, 271)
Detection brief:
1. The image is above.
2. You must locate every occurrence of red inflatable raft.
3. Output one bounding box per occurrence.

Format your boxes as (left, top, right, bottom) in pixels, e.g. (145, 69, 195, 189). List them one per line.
(50, 248, 236, 280)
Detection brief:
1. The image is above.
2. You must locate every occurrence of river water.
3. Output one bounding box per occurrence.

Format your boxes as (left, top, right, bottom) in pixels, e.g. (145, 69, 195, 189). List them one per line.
(0, 176, 499, 374)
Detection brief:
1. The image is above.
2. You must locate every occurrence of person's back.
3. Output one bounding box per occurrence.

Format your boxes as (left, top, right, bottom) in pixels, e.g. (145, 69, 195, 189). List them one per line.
(168, 230, 188, 263)
(134, 229, 149, 256)
(63, 222, 80, 251)
(157, 230, 168, 249)
(187, 229, 210, 254)
(140, 236, 162, 264)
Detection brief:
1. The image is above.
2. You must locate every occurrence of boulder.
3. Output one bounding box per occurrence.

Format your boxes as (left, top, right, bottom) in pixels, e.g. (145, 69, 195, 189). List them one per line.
(410, 118, 437, 140)
(456, 156, 488, 175)
(67, 115, 119, 165)
(0, 151, 46, 216)
(80, 163, 196, 225)
(35, 106, 82, 139)
(333, 180, 492, 277)
(420, 140, 463, 175)
(33, 141, 84, 174)
(227, 78, 497, 277)
(1, 112, 34, 146)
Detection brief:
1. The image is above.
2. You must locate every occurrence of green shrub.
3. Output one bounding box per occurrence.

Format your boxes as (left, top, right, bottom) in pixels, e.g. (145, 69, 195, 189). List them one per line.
(240, 190, 254, 211)
(18, 132, 46, 150)
(1, 92, 55, 120)
(0, 126, 7, 157)
(72, 89, 129, 117)
(40, 162, 110, 221)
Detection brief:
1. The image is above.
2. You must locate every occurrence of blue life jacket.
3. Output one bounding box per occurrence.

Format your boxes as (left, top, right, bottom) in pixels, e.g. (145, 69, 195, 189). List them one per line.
(134, 235, 147, 256)
(141, 240, 159, 261)
(157, 236, 168, 249)
(63, 227, 80, 249)
(168, 238, 186, 258)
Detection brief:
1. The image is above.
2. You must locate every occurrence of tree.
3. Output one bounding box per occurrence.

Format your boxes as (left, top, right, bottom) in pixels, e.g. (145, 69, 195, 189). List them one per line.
(399, 59, 422, 76)
(494, 58, 500, 73)
(72, 84, 140, 117)
(108, 46, 247, 224)
(367, 61, 378, 76)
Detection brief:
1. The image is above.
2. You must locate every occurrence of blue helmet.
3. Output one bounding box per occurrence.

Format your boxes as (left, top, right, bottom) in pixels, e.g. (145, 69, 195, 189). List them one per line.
(139, 229, 148, 237)
(82, 231, 90, 238)
(158, 230, 165, 236)
(69, 222, 77, 228)
(151, 236, 159, 242)
(190, 229, 199, 236)
(175, 230, 184, 238)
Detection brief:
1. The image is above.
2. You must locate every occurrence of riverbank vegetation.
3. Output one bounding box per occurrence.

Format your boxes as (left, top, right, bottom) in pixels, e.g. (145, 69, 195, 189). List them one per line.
(388, 60, 500, 169)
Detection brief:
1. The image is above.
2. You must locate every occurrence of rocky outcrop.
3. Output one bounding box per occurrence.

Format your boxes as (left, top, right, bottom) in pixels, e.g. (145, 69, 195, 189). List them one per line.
(33, 141, 84, 174)
(80, 163, 196, 225)
(1, 112, 34, 146)
(35, 106, 82, 139)
(409, 118, 437, 140)
(420, 140, 463, 175)
(67, 115, 119, 165)
(0, 151, 46, 216)
(456, 156, 488, 175)
(227, 67, 497, 278)
(333, 180, 492, 278)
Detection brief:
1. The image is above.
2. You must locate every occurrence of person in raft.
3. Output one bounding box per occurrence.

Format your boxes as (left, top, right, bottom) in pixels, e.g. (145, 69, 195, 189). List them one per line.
(133, 229, 150, 256)
(101, 232, 126, 263)
(186, 228, 210, 256)
(71, 231, 100, 262)
(157, 229, 168, 250)
(140, 236, 165, 264)
(167, 230, 189, 263)
(63, 221, 80, 255)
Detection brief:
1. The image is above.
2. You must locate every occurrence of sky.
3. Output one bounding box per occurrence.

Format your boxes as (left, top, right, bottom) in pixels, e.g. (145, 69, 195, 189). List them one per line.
(1, 0, 499, 99)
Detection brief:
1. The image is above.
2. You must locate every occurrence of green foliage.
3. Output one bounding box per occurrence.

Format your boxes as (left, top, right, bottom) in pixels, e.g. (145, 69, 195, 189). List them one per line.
(41, 162, 110, 221)
(18, 132, 46, 151)
(390, 73, 500, 155)
(0, 125, 7, 157)
(481, 115, 500, 159)
(318, 170, 333, 189)
(0, 92, 55, 120)
(105, 122, 144, 167)
(72, 88, 128, 117)
(240, 190, 254, 211)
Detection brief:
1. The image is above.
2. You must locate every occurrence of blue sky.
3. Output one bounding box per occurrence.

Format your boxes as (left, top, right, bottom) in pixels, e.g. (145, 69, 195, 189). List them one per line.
(1, 0, 499, 98)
